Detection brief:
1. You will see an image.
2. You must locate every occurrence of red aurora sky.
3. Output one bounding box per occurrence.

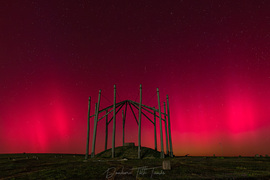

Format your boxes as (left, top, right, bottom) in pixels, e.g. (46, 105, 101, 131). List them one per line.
(1, 1, 270, 156)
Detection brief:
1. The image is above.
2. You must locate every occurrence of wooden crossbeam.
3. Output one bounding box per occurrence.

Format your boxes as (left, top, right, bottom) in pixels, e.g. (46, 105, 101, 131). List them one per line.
(130, 101, 166, 122)
(129, 100, 167, 116)
(99, 100, 128, 113)
(129, 101, 154, 124)
(108, 102, 126, 124)
(128, 101, 139, 125)
(97, 102, 124, 122)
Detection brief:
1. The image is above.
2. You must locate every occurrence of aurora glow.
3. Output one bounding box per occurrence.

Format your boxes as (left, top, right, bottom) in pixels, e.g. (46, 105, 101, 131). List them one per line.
(0, 0, 270, 156)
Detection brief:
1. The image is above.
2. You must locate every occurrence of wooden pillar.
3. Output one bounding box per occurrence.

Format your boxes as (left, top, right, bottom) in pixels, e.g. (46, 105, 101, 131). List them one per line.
(85, 96, 91, 160)
(164, 102, 169, 155)
(91, 90, 101, 158)
(123, 102, 127, 146)
(138, 84, 142, 159)
(154, 108, 157, 151)
(157, 88, 164, 158)
(167, 95, 173, 157)
(105, 109, 108, 151)
(122, 110, 125, 146)
(91, 104, 97, 157)
(112, 85, 116, 158)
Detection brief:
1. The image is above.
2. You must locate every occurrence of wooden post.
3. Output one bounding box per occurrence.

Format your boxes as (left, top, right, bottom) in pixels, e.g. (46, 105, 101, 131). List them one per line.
(154, 108, 157, 151)
(85, 96, 91, 160)
(112, 85, 116, 158)
(91, 90, 101, 158)
(122, 110, 125, 146)
(167, 95, 173, 157)
(164, 102, 169, 155)
(105, 109, 108, 151)
(91, 103, 97, 157)
(157, 88, 164, 158)
(124, 102, 128, 119)
(138, 84, 142, 159)
(123, 102, 127, 146)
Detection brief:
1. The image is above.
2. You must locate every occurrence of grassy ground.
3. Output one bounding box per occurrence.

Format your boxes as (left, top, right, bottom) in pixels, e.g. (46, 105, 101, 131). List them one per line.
(1, 152, 270, 179)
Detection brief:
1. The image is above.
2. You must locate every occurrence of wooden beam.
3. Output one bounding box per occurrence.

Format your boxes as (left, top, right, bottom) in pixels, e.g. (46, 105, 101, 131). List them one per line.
(138, 84, 142, 159)
(98, 100, 128, 113)
(129, 100, 167, 116)
(91, 104, 97, 158)
(122, 110, 124, 146)
(91, 89, 101, 158)
(97, 102, 124, 122)
(85, 96, 91, 160)
(108, 103, 125, 124)
(167, 95, 173, 157)
(157, 88, 164, 158)
(129, 102, 154, 124)
(89, 114, 95, 118)
(164, 102, 169, 155)
(98, 109, 113, 122)
(131, 102, 166, 121)
(129, 100, 156, 111)
(122, 103, 127, 146)
(154, 108, 157, 151)
(128, 102, 139, 125)
(105, 109, 108, 151)
(139, 105, 155, 115)
(91, 90, 101, 158)
(112, 85, 116, 158)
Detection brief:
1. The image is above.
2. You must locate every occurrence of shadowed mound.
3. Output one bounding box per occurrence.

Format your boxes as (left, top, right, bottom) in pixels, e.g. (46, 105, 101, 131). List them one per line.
(95, 146, 161, 159)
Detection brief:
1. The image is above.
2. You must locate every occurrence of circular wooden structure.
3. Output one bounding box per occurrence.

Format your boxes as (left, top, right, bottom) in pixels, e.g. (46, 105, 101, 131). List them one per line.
(85, 85, 173, 159)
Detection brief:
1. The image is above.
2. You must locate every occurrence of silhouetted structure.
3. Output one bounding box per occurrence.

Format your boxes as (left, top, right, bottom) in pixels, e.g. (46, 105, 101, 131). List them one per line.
(85, 85, 173, 159)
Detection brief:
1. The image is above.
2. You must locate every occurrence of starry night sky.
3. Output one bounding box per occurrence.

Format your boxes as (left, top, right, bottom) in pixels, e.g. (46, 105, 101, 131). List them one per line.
(1, 0, 270, 156)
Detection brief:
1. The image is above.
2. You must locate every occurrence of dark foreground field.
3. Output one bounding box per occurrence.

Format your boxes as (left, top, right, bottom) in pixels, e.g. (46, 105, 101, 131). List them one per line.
(1, 153, 270, 179)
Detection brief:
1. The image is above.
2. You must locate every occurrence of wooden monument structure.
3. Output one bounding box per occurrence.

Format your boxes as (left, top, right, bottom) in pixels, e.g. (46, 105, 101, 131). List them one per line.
(85, 85, 173, 159)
